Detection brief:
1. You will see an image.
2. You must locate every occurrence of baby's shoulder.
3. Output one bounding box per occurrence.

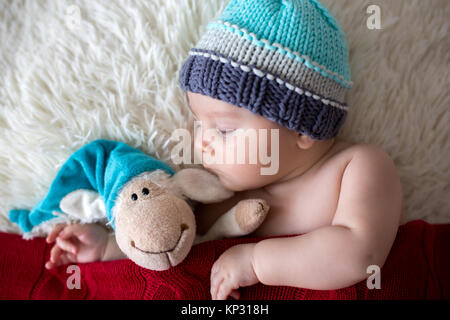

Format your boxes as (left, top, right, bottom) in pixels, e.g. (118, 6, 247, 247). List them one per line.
(331, 141, 391, 163)
(336, 142, 399, 189)
(320, 141, 394, 179)
(345, 142, 394, 167)
(332, 142, 404, 225)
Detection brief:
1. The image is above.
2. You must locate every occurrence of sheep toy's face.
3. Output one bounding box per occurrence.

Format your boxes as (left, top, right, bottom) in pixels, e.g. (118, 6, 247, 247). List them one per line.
(113, 175, 196, 271)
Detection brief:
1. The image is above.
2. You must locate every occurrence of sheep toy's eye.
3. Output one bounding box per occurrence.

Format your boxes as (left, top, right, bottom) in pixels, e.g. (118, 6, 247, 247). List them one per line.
(142, 188, 149, 195)
(131, 193, 138, 201)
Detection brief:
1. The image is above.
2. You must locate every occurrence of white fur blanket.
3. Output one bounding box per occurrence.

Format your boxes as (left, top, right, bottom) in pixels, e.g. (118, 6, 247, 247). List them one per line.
(0, 0, 449, 235)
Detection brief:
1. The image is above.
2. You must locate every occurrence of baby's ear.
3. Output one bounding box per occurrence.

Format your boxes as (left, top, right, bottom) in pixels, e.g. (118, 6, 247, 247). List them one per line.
(172, 168, 234, 204)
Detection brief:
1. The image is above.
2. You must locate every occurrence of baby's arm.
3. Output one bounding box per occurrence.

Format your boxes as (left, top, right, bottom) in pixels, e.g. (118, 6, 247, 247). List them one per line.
(210, 145, 403, 299)
(102, 234, 128, 261)
(252, 145, 403, 289)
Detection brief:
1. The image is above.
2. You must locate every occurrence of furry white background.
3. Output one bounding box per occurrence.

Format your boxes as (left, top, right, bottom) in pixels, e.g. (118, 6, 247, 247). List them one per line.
(0, 0, 449, 235)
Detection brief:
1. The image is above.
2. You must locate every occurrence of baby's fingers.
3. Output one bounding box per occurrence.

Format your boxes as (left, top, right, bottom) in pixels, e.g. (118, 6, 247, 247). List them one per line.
(58, 224, 81, 240)
(56, 237, 78, 255)
(46, 224, 66, 243)
(58, 252, 77, 266)
(45, 244, 78, 269)
(216, 280, 233, 300)
(210, 274, 224, 300)
(45, 245, 64, 269)
(45, 252, 77, 269)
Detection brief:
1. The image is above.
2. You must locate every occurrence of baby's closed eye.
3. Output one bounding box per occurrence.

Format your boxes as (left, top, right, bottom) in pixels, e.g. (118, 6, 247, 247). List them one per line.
(216, 128, 235, 135)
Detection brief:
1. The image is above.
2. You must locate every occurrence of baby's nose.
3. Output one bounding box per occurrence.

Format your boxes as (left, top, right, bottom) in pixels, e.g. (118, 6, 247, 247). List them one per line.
(202, 138, 211, 152)
(194, 130, 211, 152)
(194, 135, 215, 162)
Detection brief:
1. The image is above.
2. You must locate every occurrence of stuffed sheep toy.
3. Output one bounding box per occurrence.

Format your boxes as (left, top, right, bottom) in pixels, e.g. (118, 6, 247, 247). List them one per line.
(9, 139, 269, 270)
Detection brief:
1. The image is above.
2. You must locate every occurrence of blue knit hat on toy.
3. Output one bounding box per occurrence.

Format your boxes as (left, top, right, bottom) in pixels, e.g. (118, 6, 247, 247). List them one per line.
(9, 140, 175, 232)
(179, 0, 352, 140)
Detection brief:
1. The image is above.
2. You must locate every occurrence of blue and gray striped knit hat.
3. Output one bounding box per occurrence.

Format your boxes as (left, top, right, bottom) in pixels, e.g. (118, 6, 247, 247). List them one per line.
(179, 0, 352, 140)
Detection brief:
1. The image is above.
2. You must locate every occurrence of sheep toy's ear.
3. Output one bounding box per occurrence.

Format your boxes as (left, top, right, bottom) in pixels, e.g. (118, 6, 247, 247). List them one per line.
(172, 168, 234, 204)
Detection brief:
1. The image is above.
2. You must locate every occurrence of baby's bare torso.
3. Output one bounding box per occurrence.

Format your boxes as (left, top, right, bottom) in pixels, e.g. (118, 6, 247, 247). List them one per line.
(195, 140, 404, 237)
(246, 140, 355, 237)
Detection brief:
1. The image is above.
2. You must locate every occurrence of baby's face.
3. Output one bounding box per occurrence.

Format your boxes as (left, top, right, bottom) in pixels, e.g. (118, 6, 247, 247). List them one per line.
(186, 92, 300, 191)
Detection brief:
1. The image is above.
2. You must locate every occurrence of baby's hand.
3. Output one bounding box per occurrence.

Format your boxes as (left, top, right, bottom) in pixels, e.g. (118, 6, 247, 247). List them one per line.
(210, 243, 259, 300)
(45, 223, 109, 269)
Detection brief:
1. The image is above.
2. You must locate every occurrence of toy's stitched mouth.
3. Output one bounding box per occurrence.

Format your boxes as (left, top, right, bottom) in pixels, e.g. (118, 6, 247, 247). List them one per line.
(131, 223, 189, 254)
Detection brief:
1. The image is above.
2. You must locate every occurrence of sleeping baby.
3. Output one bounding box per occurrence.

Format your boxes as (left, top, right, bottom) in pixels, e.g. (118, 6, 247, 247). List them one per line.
(45, 0, 404, 300)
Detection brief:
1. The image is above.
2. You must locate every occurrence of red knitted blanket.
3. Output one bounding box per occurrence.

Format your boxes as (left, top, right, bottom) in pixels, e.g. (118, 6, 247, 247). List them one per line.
(1, 220, 449, 299)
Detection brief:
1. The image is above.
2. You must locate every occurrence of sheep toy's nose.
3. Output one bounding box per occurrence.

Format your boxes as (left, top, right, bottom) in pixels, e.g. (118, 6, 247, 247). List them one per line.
(125, 194, 184, 253)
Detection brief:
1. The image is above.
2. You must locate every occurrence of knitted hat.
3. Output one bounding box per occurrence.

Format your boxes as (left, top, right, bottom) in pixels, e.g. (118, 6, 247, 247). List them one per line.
(179, 0, 352, 140)
(9, 140, 175, 232)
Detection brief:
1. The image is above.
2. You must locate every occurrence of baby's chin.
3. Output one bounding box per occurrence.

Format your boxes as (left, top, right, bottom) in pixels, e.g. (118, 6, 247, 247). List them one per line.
(214, 173, 245, 192)
(217, 171, 269, 192)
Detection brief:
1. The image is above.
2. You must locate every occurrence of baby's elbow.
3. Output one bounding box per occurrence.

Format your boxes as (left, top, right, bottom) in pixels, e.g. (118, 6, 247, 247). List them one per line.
(354, 246, 388, 282)
(341, 254, 379, 288)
